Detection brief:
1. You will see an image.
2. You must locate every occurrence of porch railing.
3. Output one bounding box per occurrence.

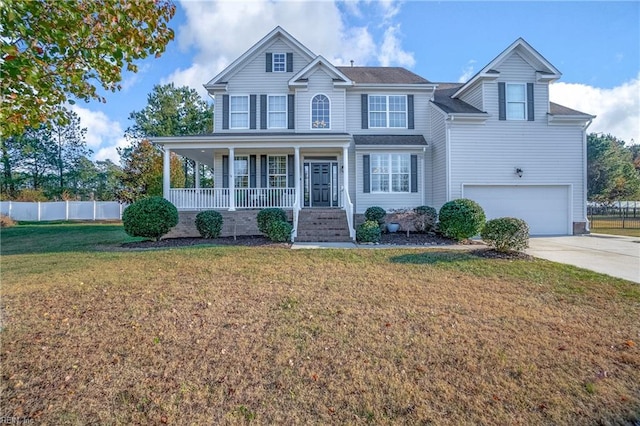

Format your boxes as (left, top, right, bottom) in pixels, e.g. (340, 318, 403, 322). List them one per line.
(168, 188, 296, 210)
(342, 186, 355, 240)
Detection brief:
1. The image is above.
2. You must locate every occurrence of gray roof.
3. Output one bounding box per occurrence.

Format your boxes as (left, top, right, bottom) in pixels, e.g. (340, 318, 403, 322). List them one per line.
(353, 135, 428, 146)
(432, 84, 485, 114)
(549, 102, 592, 116)
(336, 66, 431, 84)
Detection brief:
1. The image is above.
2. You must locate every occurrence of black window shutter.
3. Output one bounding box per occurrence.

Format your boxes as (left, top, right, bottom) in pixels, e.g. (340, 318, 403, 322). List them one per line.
(407, 95, 414, 129)
(260, 95, 267, 129)
(287, 94, 295, 129)
(266, 53, 272, 72)
(410, 154, 418, 193)
(287, 155, 295, 187)
(222, 155, 229, 188)
(498, 82, 506, 121)
(260, 155, 267, 187)
(363, 154, 370, 193)
(527, 83, 535, 121)
(286, 53, 293, 72)
(361, 94, 368, 129)
(249, 155, 257, 188)
(222, 95, 229, 129)
(249, 95, 257, 129)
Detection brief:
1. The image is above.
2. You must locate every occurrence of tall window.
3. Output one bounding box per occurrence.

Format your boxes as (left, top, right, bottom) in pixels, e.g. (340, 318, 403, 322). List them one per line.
(370, 154, 410, 192)
(234, 156, 249, 188)
(272, 53, 285, 72)
(268, 155, 287, 188)
(268, 95, 287, 128)
(230, 96, 249, 129)
(311, 94, 330, 129)
(369, 95, 406, 128)
(506, 83, 526, 120)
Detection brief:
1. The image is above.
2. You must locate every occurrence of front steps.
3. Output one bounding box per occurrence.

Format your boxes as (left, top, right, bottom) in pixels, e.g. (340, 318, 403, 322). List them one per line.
(295, 209, 353, 242)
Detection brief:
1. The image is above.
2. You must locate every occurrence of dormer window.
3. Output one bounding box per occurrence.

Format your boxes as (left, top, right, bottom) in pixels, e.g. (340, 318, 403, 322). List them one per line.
(506, 83, 526, 120)
(272, 53, 286, 72)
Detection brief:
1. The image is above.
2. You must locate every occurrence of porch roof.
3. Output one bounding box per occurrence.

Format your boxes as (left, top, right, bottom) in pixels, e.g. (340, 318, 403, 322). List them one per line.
(353, 134, 427, 146)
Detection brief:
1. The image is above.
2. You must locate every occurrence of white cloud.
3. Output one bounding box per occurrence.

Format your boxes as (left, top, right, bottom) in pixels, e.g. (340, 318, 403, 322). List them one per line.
(70, 105, 130, 163)
(162, 0, 413, 96)
(550, 74, 640, 145)
(458, 59, 476, 83)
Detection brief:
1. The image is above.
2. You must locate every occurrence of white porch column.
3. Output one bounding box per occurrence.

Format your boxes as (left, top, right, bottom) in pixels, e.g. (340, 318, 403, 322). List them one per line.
(228, 147, 235, 211)
(194, 160, 201, 188)
(294, 146, 300, 208)
(342, 145, 349, 198)
(163, 148, 171, 200)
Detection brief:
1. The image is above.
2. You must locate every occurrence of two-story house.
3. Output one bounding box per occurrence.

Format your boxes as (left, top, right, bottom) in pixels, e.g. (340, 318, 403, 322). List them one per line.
(154, 26, 593, 241)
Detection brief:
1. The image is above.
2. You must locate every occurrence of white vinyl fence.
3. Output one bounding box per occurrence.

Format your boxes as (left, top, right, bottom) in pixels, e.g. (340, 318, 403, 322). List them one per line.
(0, 201, 125, 221)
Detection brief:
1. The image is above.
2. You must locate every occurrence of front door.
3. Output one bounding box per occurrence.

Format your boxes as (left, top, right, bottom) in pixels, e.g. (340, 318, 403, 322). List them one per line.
(311, 163, 331, 207)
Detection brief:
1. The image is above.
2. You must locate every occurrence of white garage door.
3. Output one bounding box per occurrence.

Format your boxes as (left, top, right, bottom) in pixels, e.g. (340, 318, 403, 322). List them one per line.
(463, 185, 571, 235)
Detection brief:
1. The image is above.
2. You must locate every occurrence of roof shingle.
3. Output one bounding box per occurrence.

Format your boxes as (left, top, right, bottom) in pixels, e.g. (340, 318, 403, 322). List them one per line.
(336, 67, 431, 84)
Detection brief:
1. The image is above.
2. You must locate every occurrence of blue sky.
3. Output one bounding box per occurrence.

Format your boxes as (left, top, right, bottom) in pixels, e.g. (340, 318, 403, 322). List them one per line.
(76, 1, 640, 161)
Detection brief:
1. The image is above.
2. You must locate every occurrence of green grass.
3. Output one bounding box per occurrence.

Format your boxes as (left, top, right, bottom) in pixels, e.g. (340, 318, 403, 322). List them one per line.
(590, 227, 640, 237)
(1, 224, 639, 425)
(0, 222, 143, 255)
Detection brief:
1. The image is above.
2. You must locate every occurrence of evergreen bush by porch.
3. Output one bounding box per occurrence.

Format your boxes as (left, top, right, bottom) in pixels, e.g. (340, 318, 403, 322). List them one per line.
(356, 220, 381, 243)
(438, 199, 486, 241)
(122, 196, 178, 241)
(266, 220, 293, 242)
(257, 208, 288, 234)
(195, 210, 224, 239)
(364, 206, 386, 226)
(481, 217, 530, 252)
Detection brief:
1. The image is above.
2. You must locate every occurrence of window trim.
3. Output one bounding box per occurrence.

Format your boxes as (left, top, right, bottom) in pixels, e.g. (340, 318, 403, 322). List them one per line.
(229, 95, 250, 129)
(267, 94, 288, 129)
(368, 95, 407, 129)
(267, 155, 288, 188)
(369, 153, 411, 193)
(272, 53, 286, 72)
(505, 82, 527, 121)
(310, 93, 331, 130)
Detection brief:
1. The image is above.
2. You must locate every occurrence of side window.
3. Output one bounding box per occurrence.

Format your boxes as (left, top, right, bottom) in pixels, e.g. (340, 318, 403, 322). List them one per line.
(272, 53, 285, 72)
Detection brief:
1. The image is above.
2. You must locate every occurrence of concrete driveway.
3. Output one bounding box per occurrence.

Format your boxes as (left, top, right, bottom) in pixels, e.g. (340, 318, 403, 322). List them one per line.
(526, 234, 640, 283)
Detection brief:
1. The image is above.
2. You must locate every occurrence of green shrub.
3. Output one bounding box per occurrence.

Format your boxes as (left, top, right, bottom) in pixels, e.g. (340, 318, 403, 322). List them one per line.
(365, 206, 386, 226)
(438, 198, 486, 241)
(356, 220, 381, 243)
(122, 196, 178, 241)
(257, 208, 287, 234)
(195, 210, 224, 239)
(413, 205, 437, 233)
(481, 217, 530, 252)
(266, 220, 293, 242)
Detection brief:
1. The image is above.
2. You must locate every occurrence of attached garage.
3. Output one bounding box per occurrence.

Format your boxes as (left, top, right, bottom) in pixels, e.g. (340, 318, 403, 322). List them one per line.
(463, 185, 571, 235)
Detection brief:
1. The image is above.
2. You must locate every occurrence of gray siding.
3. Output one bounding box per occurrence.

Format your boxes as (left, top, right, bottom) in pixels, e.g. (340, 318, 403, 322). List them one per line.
(429, 103, 448, 210)
(459, 82, 483, 111)
(295, 68, 346, 132)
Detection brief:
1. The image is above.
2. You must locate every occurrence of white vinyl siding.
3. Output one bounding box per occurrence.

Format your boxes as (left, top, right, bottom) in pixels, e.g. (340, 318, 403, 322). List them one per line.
(296, 68, 346, 132)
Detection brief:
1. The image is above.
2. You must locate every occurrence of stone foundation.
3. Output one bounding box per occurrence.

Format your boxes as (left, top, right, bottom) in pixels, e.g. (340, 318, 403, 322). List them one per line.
(164, 210, 293, 239)
(573, 221, 588, 235)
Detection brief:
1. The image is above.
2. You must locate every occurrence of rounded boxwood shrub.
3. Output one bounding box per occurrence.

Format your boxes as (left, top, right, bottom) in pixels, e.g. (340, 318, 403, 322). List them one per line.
(356, 220, 381, 243)
(257, 208, 288, 234)
(122, 196, 178, 241)
(364, 206, 386, 225)
(413, 205, 437, 233)
(266, 220, 293, 242)
(195, 210, 224, 239)
(481, 217, 530, 253)
(438, 198, 486, 241)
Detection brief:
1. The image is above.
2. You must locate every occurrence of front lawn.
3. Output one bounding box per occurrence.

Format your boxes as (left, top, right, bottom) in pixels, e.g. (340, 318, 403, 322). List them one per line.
(1, 224, 639, 424)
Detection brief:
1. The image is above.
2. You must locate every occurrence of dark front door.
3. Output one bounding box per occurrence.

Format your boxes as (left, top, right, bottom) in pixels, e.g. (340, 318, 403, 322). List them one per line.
(311, 163, 331, 207)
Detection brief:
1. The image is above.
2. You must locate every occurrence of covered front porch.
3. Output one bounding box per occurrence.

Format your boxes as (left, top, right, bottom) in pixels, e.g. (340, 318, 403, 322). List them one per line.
(153, 133, 355, 240)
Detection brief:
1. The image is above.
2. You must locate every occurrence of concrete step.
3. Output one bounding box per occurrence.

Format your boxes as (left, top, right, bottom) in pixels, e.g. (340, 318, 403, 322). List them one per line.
(296, 209, 352, 242)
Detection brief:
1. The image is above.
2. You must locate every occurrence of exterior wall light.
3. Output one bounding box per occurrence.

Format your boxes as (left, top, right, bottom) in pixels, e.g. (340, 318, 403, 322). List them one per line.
(515, 167, 524, 178)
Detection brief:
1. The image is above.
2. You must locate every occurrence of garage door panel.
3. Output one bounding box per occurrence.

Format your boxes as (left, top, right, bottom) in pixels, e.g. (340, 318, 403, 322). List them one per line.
(464, 185, 570, 235)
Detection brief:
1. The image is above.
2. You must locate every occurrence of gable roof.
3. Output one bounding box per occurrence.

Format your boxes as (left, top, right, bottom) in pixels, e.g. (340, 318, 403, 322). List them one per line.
(289, 55, 353, 87)
(432, 84, 485, 114)
(453, 38, 562, 99)
(204, 26, 316, 89)
(336, 66, 431, 84)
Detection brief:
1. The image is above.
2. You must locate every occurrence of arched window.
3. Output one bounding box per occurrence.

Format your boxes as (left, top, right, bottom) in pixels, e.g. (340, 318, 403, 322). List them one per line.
(311, 94, 330, 129)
